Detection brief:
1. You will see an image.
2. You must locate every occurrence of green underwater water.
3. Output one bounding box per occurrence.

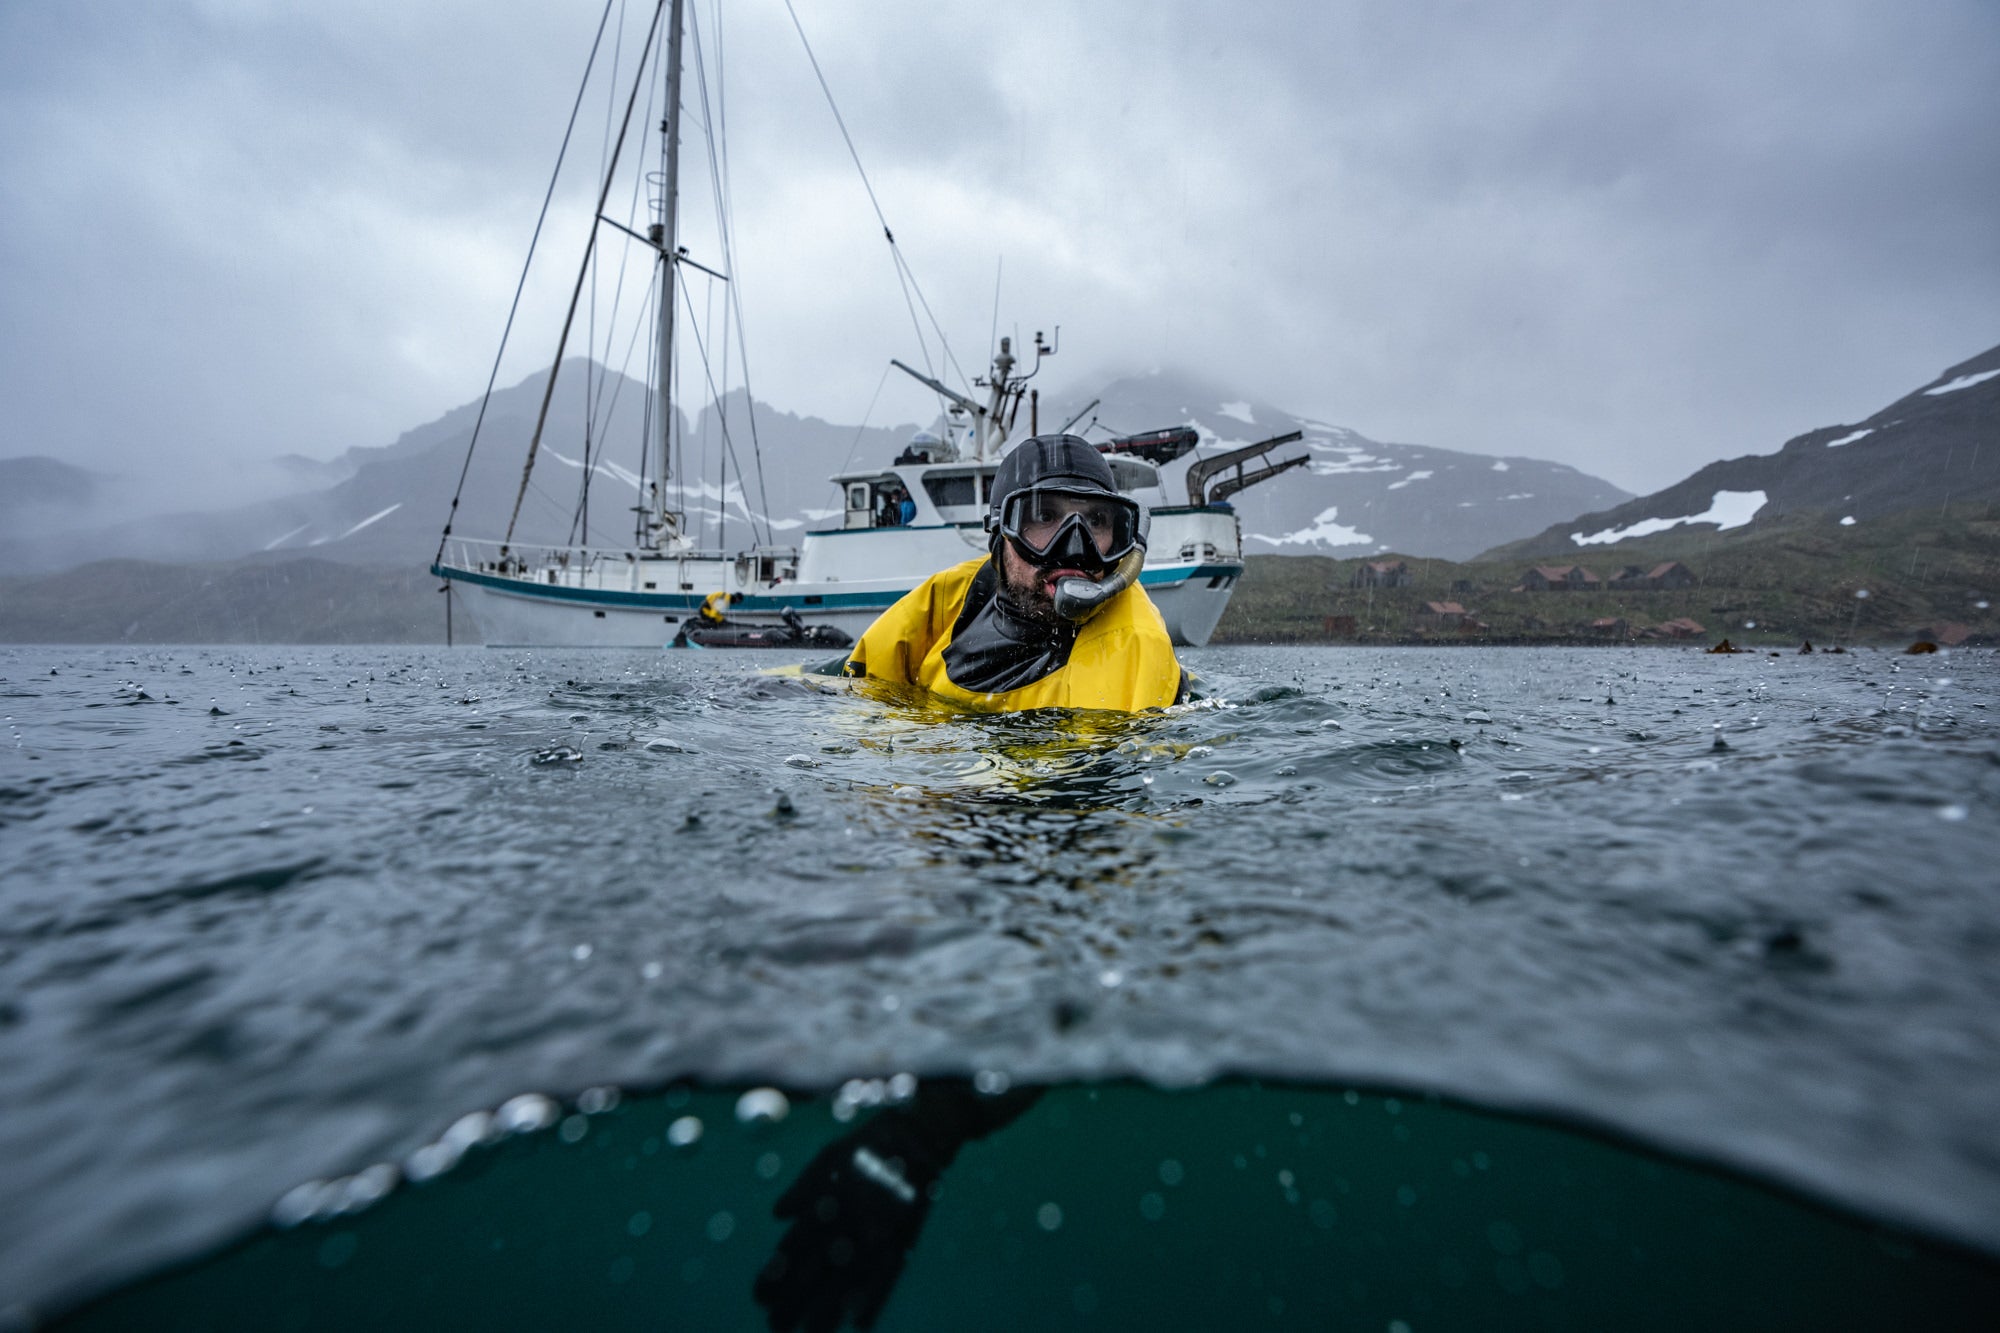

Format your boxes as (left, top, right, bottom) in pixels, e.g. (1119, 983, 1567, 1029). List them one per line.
(60, 1080, 2000, 1332)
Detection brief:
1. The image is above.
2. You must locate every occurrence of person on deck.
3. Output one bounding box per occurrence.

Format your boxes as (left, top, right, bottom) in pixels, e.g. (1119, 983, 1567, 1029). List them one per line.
(895, 487, 916, 527)
(844, 434, 1185, 711)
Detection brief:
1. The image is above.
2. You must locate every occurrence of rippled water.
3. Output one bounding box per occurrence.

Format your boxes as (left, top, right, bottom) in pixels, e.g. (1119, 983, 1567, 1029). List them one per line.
(3, 643, 1998, 1318)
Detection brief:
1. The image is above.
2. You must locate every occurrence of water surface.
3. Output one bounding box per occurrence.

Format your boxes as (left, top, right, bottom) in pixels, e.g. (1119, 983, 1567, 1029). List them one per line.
(3, 644, 1996, 1316)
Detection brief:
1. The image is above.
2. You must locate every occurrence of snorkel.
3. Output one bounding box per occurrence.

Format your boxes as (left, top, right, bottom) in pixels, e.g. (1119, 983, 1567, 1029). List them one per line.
(1051, 507, 1148, 622)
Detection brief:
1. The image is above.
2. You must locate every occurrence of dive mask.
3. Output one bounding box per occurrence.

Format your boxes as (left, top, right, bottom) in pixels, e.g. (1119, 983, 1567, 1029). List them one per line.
(994, 486, 1143, 571)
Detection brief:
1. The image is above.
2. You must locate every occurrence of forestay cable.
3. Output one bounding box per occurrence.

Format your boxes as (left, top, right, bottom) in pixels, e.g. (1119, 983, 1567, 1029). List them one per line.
(434, 0, 623, 567)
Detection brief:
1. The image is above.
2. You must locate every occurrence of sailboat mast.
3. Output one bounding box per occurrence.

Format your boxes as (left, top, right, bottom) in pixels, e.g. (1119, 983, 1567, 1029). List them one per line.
(653, 0, 686, 542)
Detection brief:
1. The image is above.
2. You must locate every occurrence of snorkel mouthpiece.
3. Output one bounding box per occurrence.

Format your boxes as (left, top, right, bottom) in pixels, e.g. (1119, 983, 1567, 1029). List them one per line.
(1051, 505, 1149, 622)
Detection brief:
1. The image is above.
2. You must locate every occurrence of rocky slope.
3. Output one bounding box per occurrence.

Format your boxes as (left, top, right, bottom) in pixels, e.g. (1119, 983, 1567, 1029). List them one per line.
(1483, 343, 2000, 561)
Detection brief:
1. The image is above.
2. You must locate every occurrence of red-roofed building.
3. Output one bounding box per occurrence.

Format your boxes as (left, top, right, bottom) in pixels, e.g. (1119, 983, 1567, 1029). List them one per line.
(1519, 565, 1602, 591)
(1350, 559, 1411, 588)
(1414, 601, 1470, 630)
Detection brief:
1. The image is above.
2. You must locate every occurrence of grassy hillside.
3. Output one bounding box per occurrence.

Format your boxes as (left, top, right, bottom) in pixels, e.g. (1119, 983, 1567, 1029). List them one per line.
(1213, 510, 2000, 647)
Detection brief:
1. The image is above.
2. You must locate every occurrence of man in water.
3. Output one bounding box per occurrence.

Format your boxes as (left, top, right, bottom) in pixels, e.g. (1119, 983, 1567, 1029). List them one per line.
(843, 434, 1185, 710)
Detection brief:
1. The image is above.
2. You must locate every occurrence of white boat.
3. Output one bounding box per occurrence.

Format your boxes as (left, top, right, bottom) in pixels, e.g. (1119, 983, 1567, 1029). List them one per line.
(432, 0, 1305, 649)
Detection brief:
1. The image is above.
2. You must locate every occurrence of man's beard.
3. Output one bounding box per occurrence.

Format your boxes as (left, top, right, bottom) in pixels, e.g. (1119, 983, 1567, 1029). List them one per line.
(997, 556, 1070, 631)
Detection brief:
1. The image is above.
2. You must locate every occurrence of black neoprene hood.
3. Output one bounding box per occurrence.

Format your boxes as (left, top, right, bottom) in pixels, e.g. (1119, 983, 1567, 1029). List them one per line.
(984, 434, 1120, 534)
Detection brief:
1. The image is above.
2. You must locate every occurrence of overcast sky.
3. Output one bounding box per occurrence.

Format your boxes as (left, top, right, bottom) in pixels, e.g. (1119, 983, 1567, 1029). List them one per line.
(3, 0, 1995, 502)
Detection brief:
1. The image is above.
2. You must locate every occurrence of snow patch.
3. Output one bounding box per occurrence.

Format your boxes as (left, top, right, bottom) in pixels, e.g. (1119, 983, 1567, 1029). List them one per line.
(1825, 427, 1873, 448)
(1500, 493, 1535, 501)
(1570, 490, 1767, 546)
(1217, 400, 1256, 425)
(1923, 368, 2000, 396)
(1308, 458, 1400, 476)
(1840, 516, 1856, 526)
(1386, 469, 1434, 491)
(1490, 460, 1510, 472)
(538, 445, 643, 490)
(1250, 506, 1374, 547)
(315, 503, 402, 546)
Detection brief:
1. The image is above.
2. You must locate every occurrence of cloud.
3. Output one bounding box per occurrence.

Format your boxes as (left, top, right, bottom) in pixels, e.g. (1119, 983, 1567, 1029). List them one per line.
(2, 0, 1995, 507)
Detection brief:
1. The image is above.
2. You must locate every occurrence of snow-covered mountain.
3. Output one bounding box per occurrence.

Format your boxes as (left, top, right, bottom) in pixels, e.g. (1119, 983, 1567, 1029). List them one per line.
(5, 364, 1628, 574)
(1483, 341, 2000, 560)
(1046, 373, 1630, 561)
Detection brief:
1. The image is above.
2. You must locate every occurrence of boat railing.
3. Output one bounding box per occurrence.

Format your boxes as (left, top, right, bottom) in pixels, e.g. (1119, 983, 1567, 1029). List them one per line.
(436, 536, 746, 574)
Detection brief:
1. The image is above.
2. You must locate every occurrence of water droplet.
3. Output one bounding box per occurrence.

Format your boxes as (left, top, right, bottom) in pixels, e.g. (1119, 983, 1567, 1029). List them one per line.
(667, 1115, 703, 1149)
(887, 1072, 918, 1103)
(441, 1110, 498, 1153)
(735, 1088, 790, 1126)
(1278, 1169, 1295, 1188)
(641, 961, 663, 980)
(272, 1179, 336, 1228)
(1099, 969, 1124, 988)
(1204, 771, 1237, 787)
(497, 1094, 559, 1135)
(571, 943, 593, 962)
(403, 1141, 459, 1183)
(1275, 763, 1298, 776)
(1158, 1159, 1185, 1186)
(1037, 1202, 1064, 1231)
(707, 1211, 736, 1242)
(531, 745, 583, 766)
(783, 753, 818, 769)
(1939, 804, 1969, 822)
(1139, 1192, 1166, 1221)
(558, 1115, 588, 1143)
(974, 1069, 1011, 1096)
(335, 1163, 400, 1214)
(578, 1086, 620, 1115)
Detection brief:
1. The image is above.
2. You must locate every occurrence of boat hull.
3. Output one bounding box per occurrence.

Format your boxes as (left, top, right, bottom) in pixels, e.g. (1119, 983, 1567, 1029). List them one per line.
(434, 559, 1241, 648)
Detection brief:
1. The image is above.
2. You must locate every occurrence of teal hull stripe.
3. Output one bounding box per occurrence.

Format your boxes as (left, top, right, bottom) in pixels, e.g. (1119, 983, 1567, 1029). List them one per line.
(432, 561, 1241, 613)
